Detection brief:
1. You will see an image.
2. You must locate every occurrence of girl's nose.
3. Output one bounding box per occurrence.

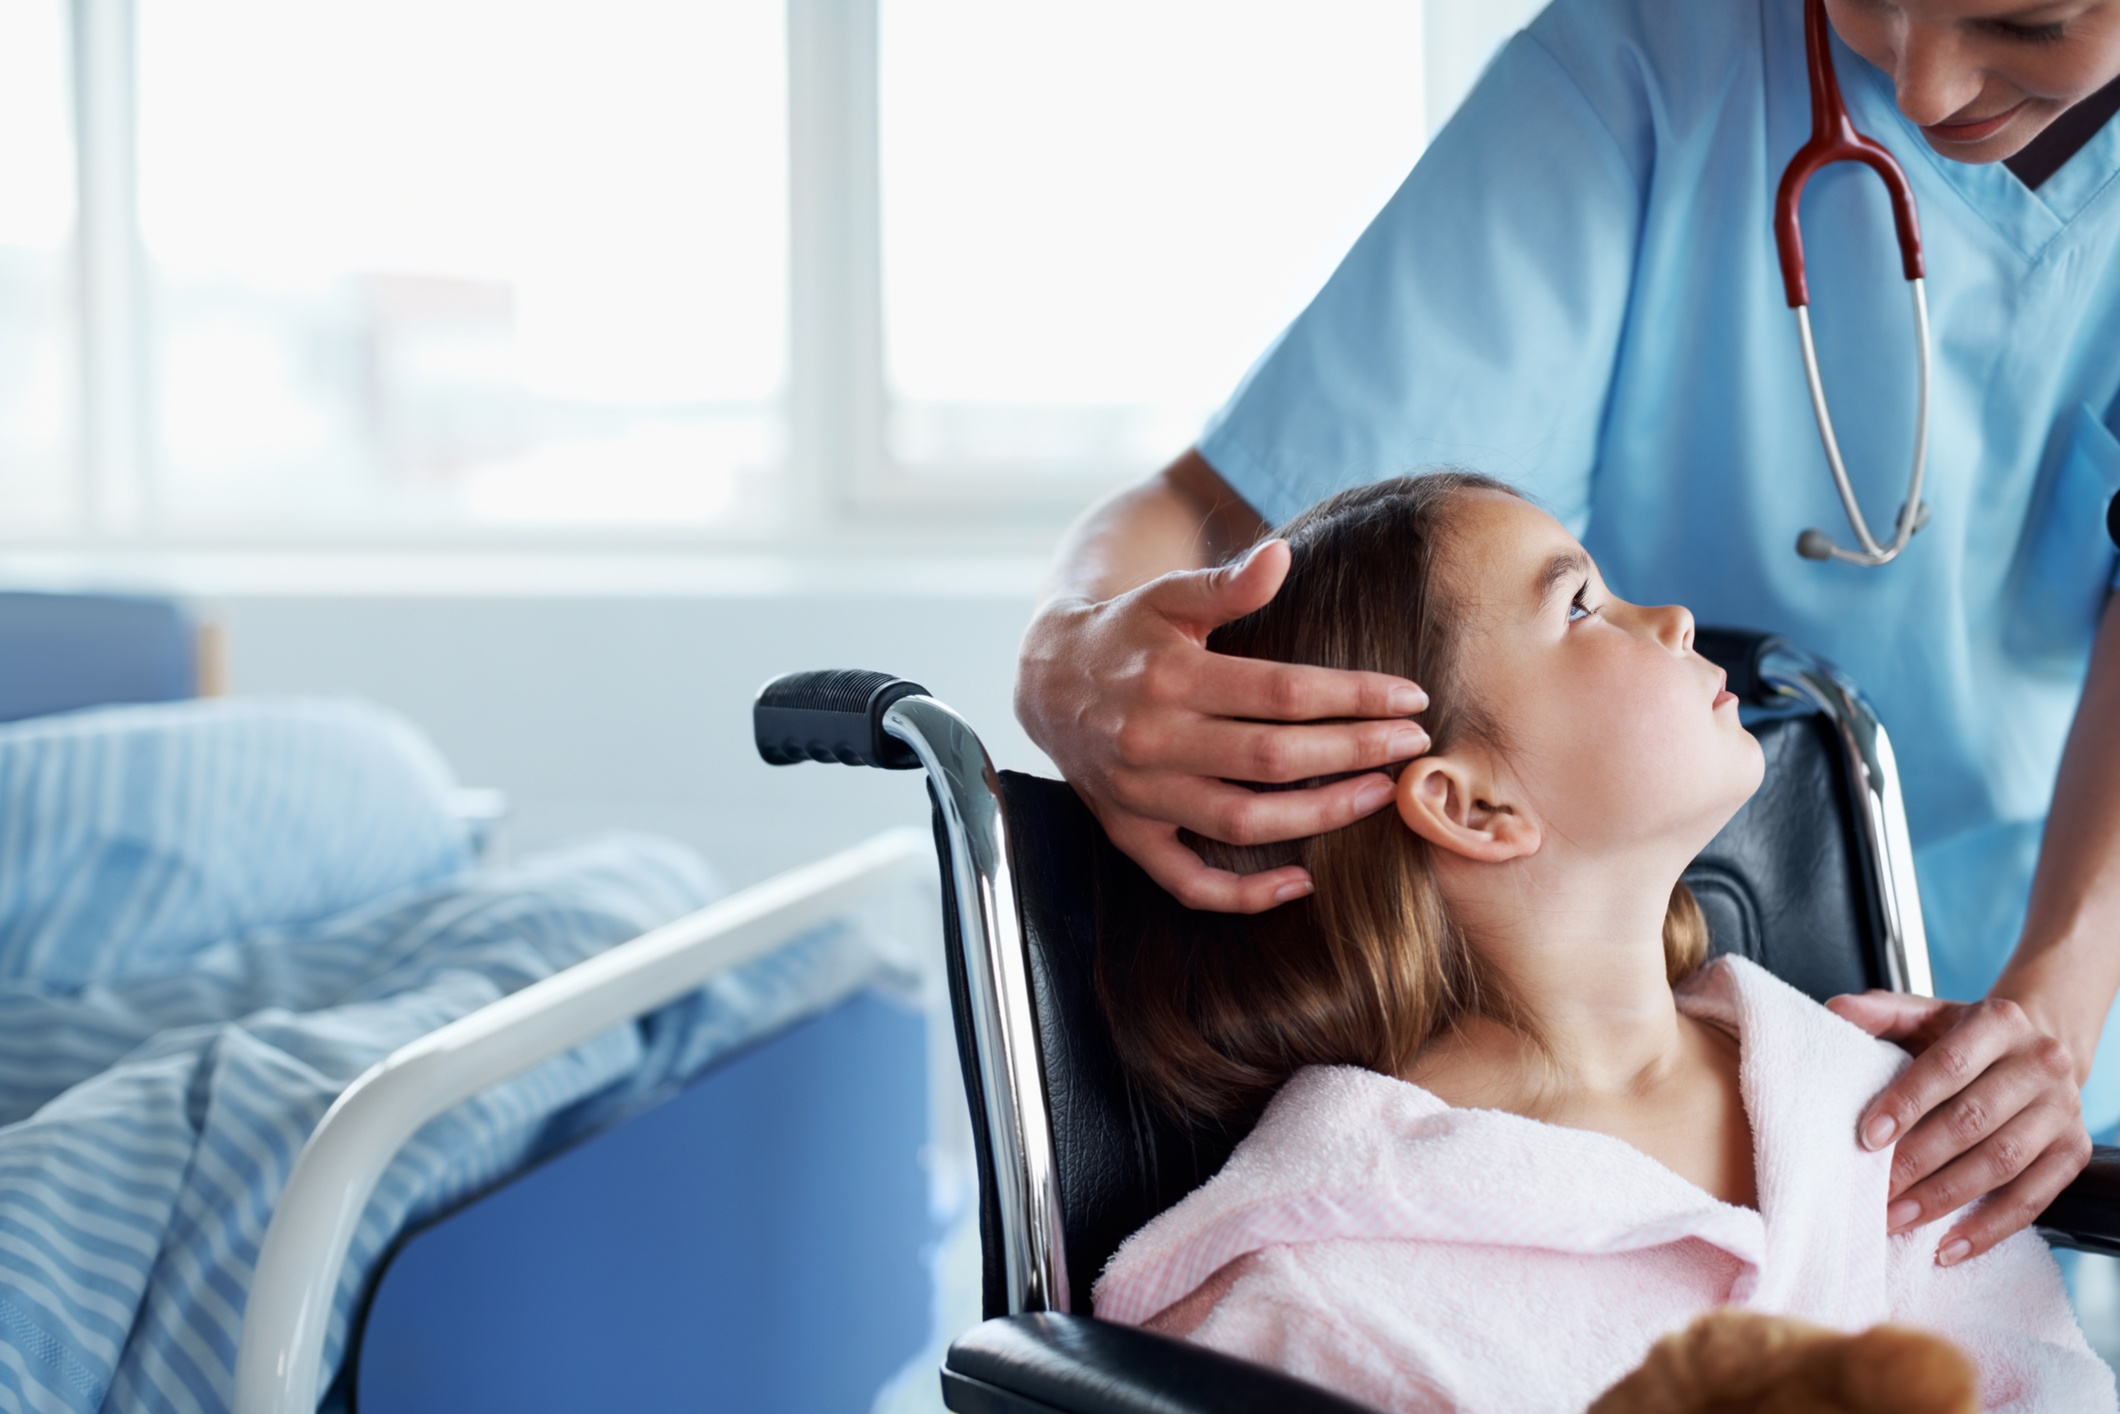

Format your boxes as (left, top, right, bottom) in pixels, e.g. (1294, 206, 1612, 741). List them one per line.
(1651, 602, 1696, 654)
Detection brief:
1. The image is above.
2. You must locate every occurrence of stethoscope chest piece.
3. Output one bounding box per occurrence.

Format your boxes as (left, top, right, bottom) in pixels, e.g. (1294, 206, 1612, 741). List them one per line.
(1795, 499, 1931, 562)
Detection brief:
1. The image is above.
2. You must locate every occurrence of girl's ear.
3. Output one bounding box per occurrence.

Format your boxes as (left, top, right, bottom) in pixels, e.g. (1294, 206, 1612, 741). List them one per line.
(1395, 754, 1540, 863)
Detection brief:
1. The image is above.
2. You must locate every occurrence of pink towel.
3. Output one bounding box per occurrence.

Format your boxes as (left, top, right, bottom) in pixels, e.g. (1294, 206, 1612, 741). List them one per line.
(1093, 956, 2116, 1413)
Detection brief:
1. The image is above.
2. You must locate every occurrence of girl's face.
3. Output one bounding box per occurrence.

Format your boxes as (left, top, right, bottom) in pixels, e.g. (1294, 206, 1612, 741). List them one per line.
(1825, 0, 2120, 162)
(1430, 493, 1764, 862)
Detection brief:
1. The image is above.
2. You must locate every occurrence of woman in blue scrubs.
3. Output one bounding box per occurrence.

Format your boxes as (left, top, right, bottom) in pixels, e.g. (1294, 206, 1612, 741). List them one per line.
(1017, 0, 2120, 1262)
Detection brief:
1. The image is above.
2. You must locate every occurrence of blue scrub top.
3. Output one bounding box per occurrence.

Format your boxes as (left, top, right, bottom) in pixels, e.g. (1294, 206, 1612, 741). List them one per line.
(1199, 0, 2120, 1123)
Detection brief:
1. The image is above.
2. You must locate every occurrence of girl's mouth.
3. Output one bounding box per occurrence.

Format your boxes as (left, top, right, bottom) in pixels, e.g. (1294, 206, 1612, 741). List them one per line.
(1923, 100, 2028, 145)
(1713, 668, 1737, 710)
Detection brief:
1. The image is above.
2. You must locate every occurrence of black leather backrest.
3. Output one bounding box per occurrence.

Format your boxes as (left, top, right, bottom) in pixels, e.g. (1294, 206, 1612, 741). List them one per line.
(952, 676, 1886, 1318)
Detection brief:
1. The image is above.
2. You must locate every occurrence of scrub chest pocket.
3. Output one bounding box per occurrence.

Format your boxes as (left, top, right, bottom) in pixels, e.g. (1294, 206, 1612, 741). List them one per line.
(2007, 404, 2120, 667)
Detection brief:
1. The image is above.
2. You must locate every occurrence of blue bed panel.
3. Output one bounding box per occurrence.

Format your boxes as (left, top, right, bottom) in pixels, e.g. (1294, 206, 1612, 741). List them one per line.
(350, 989, 935, 1412)
(0, 592, 196, 723)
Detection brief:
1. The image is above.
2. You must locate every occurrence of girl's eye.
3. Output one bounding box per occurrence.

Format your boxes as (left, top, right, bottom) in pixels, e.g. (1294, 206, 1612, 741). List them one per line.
(1568, 583, 1598, 624)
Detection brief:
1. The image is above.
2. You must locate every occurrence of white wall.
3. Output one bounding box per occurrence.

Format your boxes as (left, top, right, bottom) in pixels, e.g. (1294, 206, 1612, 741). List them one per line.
(205, 573, 1049, 890)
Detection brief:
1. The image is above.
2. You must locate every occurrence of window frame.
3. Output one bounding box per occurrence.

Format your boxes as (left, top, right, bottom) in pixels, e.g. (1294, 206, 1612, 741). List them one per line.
(40, 0, 1502, 551)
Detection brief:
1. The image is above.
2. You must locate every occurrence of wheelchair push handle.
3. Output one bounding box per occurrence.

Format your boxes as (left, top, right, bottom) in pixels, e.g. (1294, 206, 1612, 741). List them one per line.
(754, 669, 930, 770)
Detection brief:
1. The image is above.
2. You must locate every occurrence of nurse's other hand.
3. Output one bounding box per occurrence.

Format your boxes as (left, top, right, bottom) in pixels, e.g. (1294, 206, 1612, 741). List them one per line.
(1827, 991, 2090, 1263)
(1015, 539, 1429, 913)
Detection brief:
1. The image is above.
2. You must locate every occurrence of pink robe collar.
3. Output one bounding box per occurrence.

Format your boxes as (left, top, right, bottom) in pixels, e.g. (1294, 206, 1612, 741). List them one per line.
(1094, 956, 1904, 1330)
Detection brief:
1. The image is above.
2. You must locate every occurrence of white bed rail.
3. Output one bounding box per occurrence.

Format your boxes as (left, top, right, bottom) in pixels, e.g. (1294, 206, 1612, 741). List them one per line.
(232, 827, 931, 1414)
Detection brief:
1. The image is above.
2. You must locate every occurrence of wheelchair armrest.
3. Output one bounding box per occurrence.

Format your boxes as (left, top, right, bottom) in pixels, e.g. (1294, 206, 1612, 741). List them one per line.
(941, 1313, 1381, 1414)
(2038, 1144, 2120, 1256)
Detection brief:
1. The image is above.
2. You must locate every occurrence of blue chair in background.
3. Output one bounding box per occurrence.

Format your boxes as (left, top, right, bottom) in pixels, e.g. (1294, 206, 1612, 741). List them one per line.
(0, 590, 202, 723)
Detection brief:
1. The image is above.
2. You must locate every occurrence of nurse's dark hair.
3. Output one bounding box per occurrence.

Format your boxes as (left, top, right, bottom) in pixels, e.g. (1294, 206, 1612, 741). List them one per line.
(1096, 472, 1708, 1124)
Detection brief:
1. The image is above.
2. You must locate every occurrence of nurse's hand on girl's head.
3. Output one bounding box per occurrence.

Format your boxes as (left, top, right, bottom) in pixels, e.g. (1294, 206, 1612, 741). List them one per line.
(1014, 536, 1431, 914)
(1826, 989, 2091, 1262)
(1824, 0, 2120, 164)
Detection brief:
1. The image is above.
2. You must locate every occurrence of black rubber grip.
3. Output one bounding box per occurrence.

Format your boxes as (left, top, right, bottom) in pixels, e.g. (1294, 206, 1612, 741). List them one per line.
(1694, 627, 1790, 707)
(754, 669, 930, 769)
(2037, 1144, 2120, 1258)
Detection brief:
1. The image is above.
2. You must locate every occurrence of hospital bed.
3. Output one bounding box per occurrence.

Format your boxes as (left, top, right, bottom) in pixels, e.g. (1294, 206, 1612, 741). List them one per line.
(0, 590, 939, 1412)
(238, 828, 935, 1414)
(753, 633, 2120, 1414)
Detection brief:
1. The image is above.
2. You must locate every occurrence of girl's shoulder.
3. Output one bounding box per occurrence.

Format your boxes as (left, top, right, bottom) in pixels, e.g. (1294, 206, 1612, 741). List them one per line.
(1680, 954, 1910, 1077)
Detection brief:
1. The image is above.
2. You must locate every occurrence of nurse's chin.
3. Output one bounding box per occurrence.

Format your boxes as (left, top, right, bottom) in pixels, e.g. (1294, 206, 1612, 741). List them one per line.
(1917, 98, 2056, 163)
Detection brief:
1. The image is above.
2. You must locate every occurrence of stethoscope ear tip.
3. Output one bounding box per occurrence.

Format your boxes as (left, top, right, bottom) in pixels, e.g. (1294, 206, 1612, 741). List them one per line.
(1796, 529, 1837, 561)
(2107, 491, 2120, 551)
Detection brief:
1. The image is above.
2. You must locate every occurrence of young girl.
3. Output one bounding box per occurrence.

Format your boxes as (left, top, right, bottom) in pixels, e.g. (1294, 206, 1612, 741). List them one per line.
(1090, 474, 2115, 1413)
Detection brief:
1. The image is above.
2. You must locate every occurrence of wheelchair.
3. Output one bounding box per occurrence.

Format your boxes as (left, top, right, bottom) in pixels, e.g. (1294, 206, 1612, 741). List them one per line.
(757, 629, 2120, 1414)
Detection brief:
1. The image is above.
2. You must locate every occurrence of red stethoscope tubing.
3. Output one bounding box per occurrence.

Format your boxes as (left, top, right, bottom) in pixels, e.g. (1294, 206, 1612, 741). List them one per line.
(1772, 0, 1932, 567)
(1774, 0, 1925, 303)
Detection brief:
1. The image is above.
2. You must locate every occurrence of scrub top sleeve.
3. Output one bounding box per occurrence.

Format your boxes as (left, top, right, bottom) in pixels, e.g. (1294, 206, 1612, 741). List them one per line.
(1198, 29, 1651, 532)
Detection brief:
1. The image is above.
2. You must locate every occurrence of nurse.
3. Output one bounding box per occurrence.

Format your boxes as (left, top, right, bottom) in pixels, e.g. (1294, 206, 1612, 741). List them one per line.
(1016, 0, 2120, 1262)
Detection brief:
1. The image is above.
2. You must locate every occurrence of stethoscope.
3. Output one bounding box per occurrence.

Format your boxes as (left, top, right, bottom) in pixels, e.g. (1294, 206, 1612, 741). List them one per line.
(1774, 0, 1932, 567)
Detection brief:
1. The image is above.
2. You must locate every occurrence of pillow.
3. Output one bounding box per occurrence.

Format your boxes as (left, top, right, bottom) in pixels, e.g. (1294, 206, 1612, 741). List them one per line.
(0, 698, 470, 986)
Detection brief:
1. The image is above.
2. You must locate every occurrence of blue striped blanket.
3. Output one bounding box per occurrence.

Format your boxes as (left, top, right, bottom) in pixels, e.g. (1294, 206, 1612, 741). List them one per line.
(0, 700, 891, 1412)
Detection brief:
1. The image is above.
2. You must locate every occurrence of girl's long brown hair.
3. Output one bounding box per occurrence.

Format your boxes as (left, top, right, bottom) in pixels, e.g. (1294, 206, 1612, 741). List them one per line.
(1097, 473, 1707, 1124)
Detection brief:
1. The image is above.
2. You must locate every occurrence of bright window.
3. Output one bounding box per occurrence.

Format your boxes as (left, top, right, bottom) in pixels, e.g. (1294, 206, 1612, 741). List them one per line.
(135, 0, 787, 534)
(878, 0, 1425, 484)
(0, 0, 77, 534)
(11, 0, 1555, 549)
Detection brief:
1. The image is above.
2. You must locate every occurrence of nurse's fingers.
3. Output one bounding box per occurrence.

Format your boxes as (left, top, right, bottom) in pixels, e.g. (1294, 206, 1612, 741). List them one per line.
(1101, 813, 1313, 914)
(1888, 1107, 2056, 1235)
(1106, 769, 1402, 850)
(1843, 997, 2024, 1153)
(1115, 713, 1430, 785)
(1826, 988, 1953, 1046)
(1137, 550, 1427, 724)
(1933, 1140, 2094, 1265)
(1184, 651, 1429, 725)
(1840, 991, 2089, 1255)
(1883, 1055, 2074, 1213)
(1146, 536, 1295, 635)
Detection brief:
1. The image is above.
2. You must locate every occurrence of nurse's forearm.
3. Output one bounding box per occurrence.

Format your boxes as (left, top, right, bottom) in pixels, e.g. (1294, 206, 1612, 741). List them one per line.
(1040, 449, 1270, 605)
(1995, 595, 2120, 1080)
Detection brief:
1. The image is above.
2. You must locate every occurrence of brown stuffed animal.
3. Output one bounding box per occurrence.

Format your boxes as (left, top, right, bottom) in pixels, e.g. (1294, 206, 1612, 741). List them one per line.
(1587, 1308, 1979, 1414)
